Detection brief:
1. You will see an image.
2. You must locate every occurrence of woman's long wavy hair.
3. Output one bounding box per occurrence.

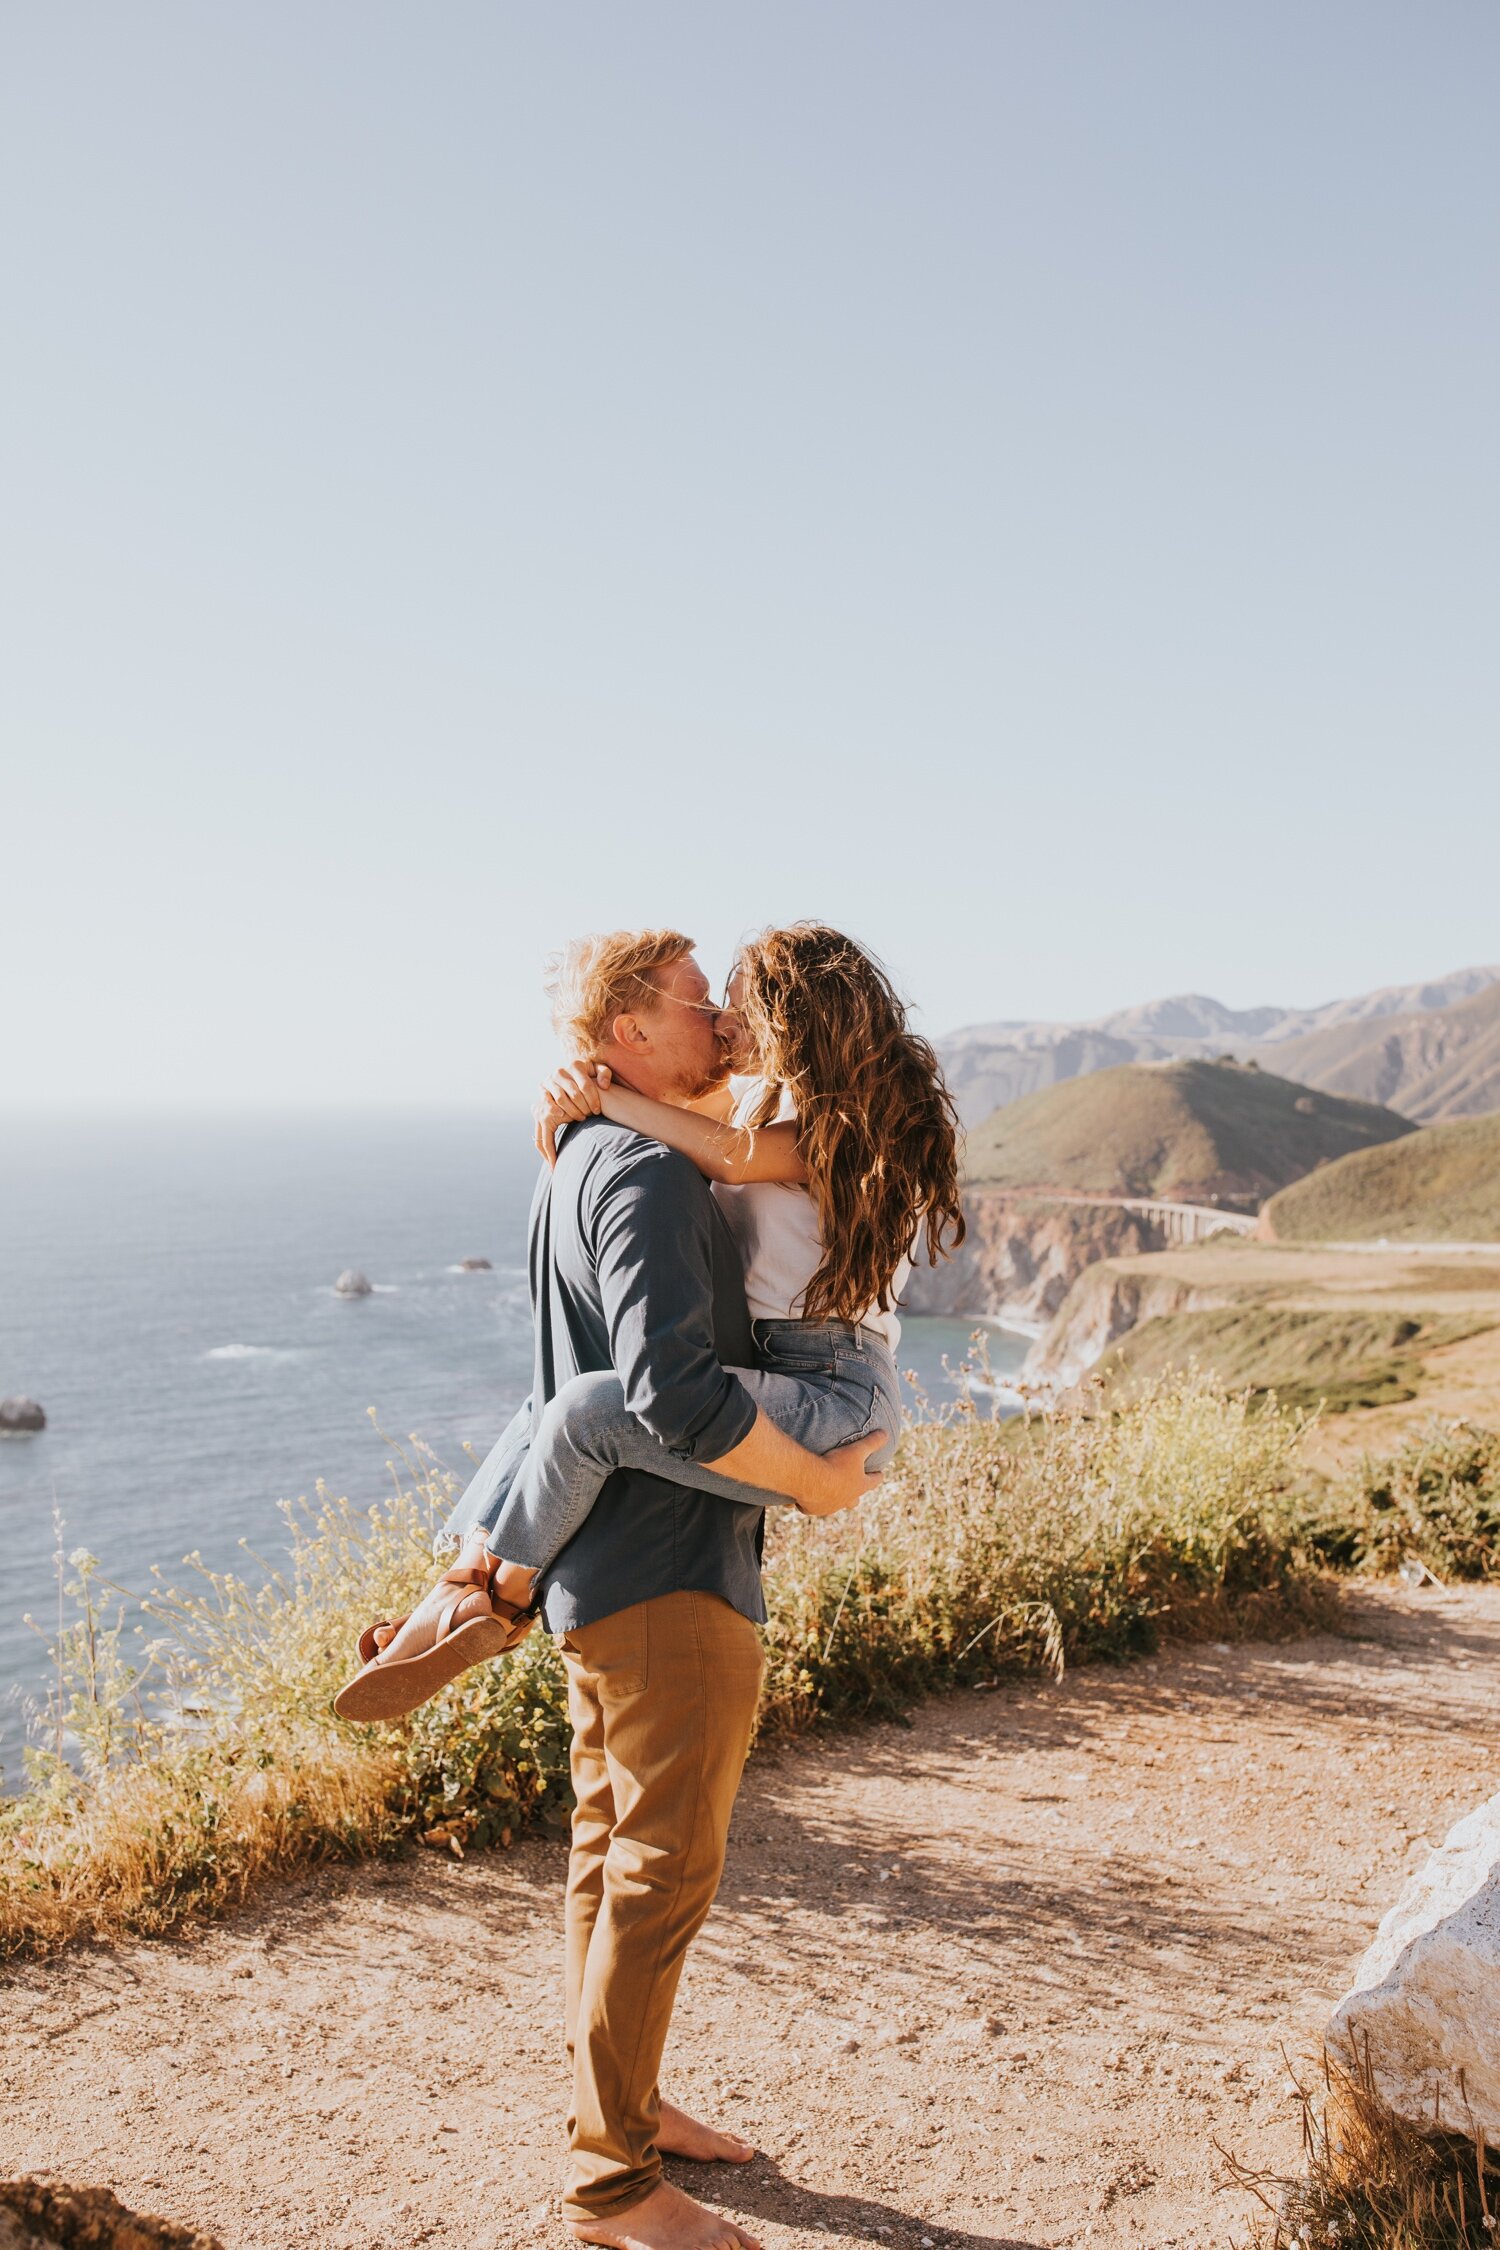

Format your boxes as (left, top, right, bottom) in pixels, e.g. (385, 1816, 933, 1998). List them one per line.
(736, 923, 965, 1325)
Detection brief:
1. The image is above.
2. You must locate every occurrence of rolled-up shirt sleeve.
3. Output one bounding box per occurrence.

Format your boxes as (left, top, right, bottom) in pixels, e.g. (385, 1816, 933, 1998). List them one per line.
(588, 1148, 757, 1462)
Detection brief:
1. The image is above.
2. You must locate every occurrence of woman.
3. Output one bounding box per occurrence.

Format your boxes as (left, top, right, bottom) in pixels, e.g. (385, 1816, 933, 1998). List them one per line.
(334, 923, 963, 1722)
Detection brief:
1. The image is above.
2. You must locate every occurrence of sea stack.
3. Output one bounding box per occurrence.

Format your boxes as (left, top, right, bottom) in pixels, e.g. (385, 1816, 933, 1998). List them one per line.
(0, 1395, 46, 1432)
(333, 1270, 374, 1298)
(457, 1256, 493, 1272)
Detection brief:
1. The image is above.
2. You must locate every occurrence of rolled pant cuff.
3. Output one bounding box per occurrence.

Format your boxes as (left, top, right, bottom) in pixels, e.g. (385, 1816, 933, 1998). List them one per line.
(561, 2166, 663, 2226)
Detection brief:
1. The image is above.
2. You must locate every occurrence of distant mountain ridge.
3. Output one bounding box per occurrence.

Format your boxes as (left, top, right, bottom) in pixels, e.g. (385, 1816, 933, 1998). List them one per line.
(941, 966, 1500, 1126)
(1262, 979, 1500, 1124)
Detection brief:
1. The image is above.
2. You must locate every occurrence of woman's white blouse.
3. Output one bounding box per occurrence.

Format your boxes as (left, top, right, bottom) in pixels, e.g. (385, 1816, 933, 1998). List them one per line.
(711, 1080, 908, 1350)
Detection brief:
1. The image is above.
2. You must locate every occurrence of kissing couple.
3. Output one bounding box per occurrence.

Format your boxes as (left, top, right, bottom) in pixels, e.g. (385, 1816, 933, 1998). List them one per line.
(337, 921, 963, 2250)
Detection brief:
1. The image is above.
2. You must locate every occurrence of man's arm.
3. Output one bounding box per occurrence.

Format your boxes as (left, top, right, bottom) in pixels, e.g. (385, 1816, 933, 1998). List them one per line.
(589, 1147, 881, 1513)
(704, 1412, 885, 1516)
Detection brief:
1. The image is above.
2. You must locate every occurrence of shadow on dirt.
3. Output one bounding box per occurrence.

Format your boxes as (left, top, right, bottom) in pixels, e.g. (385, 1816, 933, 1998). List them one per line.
(667, 2151, 1045, 2249)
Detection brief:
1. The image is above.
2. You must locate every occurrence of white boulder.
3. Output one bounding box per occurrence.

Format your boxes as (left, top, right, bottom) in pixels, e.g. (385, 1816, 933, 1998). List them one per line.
(1328, 1789, 1500, 2136)
(333, 1269, 373, 1298)
(0, 1396, 45, 1432)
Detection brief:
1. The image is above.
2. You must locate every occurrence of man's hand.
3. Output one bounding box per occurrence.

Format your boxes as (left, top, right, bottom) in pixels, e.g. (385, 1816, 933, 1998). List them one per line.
(534, 1059, 611, 1165)
(794, 1434, 890, 1517)
(704, 1410, 888, 1515)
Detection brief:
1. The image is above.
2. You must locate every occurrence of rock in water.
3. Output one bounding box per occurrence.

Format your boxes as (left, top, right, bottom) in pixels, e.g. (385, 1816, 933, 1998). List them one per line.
(1328, 1789, 1500, 2136)
(0, 2175, 223, 2248)
(457, 1256, 493, 1271)
(333, 1269, 373, 1298)
(0, 1397, 45, 1433)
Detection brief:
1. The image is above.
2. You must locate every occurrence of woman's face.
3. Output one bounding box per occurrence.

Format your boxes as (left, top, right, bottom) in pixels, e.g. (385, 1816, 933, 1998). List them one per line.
(713, 964, 757, 1075)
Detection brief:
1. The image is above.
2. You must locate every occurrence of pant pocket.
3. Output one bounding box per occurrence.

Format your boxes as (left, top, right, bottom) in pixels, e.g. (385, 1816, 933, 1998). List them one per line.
(835, 1360, 900, 1467)
(566, 1601, 649, 1700)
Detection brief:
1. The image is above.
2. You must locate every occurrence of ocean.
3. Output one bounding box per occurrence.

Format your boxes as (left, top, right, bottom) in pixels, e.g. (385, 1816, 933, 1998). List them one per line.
(0, 1110, 1026, 1782)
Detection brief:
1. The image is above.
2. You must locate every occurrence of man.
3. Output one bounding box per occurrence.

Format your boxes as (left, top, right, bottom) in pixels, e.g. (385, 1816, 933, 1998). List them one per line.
(466, 930, 882, 2250)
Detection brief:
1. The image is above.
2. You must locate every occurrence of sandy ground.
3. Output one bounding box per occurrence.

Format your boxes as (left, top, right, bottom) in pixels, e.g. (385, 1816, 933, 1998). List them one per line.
(4, 1584, 1499, 2250)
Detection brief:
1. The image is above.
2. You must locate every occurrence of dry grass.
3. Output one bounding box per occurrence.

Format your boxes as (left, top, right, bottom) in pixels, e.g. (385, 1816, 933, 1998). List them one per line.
(758, 1367, 1322, 1733)
(1226, 2046, 1500, 2249)
(1303, 1422, 1500, 1582)
(0, 1374, 1338, 1960)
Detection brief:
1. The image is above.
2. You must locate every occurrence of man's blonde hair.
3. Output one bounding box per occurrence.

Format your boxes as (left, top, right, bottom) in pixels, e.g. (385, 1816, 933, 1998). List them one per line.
(545, 928, 695, 1055)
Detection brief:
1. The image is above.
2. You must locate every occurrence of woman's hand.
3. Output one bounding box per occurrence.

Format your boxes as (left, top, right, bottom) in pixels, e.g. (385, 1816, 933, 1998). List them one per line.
(533, 1060, 613, 1166)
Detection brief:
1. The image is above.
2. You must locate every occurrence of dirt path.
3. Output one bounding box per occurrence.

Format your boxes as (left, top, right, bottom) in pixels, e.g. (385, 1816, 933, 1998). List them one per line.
(4, 1585, 1499, 2250)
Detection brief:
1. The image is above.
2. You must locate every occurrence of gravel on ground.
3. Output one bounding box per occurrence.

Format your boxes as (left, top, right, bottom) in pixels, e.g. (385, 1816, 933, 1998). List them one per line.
(3, 1583, 1498, 2250)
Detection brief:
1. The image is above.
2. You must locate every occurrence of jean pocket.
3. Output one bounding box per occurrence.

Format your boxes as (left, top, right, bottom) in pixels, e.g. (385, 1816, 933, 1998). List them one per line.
(835, 1364, 899, 1463)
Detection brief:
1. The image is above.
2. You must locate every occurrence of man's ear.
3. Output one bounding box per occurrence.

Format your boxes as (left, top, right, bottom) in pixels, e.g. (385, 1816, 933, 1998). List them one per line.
(609, 1012, 651, 1053)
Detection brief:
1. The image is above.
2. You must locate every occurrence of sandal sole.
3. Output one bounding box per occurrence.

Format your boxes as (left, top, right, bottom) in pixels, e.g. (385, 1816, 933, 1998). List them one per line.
(331, 1614, 524, 1722)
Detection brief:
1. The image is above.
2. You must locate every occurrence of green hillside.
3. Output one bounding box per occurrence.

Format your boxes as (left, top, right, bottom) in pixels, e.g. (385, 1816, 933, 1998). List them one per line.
(1098, 1305, 1491, 1414)
(963, 1057, 1415, 1207)
(1264, 1112, 1500, 1242)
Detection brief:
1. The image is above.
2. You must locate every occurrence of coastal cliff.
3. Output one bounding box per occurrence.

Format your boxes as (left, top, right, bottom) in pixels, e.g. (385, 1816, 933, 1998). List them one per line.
(902, 1191, 1174, 1332)
(1022, 1262, 1216, 1388)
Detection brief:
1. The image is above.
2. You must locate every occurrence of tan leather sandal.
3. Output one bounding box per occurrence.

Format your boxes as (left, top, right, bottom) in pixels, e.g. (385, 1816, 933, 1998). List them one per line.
(332, 1559, 535, 1722)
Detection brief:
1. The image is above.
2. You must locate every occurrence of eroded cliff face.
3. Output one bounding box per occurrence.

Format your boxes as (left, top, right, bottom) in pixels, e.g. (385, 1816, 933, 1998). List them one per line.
(1021, 1265, 1220, 1389)
(901, 1192, 1170, 1334)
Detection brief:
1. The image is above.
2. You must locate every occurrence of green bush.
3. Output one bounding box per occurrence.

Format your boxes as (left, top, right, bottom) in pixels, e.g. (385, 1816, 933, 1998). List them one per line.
(1, 1376, 1323, 1958)
(1306, 1422, 1500, 1582)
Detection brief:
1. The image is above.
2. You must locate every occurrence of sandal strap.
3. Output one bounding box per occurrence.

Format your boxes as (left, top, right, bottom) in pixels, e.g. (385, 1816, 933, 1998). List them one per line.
(440, 1563, 494, 1593)
(436, 1591, 474, 1641)
(370, 1555, 533, 1660)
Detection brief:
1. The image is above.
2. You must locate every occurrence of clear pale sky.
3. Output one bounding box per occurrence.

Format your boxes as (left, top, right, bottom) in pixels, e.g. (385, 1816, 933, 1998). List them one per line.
(3, 3, 1496, 1107)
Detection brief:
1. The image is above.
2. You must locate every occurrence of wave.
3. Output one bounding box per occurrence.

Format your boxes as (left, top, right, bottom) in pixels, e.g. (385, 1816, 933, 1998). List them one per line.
(203, 1343, 300, 1363)
(370, 1284, 400, 1294)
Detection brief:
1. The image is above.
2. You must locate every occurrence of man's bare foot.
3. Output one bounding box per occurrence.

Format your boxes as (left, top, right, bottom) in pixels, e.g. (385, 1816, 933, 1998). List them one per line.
(657, 2102, 754, 2164)
(567, 2180, 761, 2250)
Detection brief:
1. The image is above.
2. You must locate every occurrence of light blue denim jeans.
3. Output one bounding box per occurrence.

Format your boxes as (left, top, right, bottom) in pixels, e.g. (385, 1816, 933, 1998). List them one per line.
(444, 1320, 902, 1573)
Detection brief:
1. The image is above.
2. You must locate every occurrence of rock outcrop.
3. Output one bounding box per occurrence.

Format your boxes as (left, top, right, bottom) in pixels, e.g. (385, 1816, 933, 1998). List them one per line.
(0, 1397, 45, 1433)
(1328, 1789, 1500, 2138)
(456, 1257, 493, 1272)
(902, 1192, 1177, 1333)
(0, 2177, 222, 2249)
(333, 1270, 373, 1298)
(1022, 1263, 1220, 1389)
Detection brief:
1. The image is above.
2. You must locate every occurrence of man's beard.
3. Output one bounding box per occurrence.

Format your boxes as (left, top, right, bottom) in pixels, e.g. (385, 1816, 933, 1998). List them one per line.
(683, 1041, 734, 1102)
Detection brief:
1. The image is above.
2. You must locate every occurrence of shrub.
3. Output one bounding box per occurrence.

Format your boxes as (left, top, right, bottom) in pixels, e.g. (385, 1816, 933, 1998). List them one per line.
(1306, 1423, 1500, 1582)
(1, 1376, 1321, 1958)
(759, 1373, 1319, 1732)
